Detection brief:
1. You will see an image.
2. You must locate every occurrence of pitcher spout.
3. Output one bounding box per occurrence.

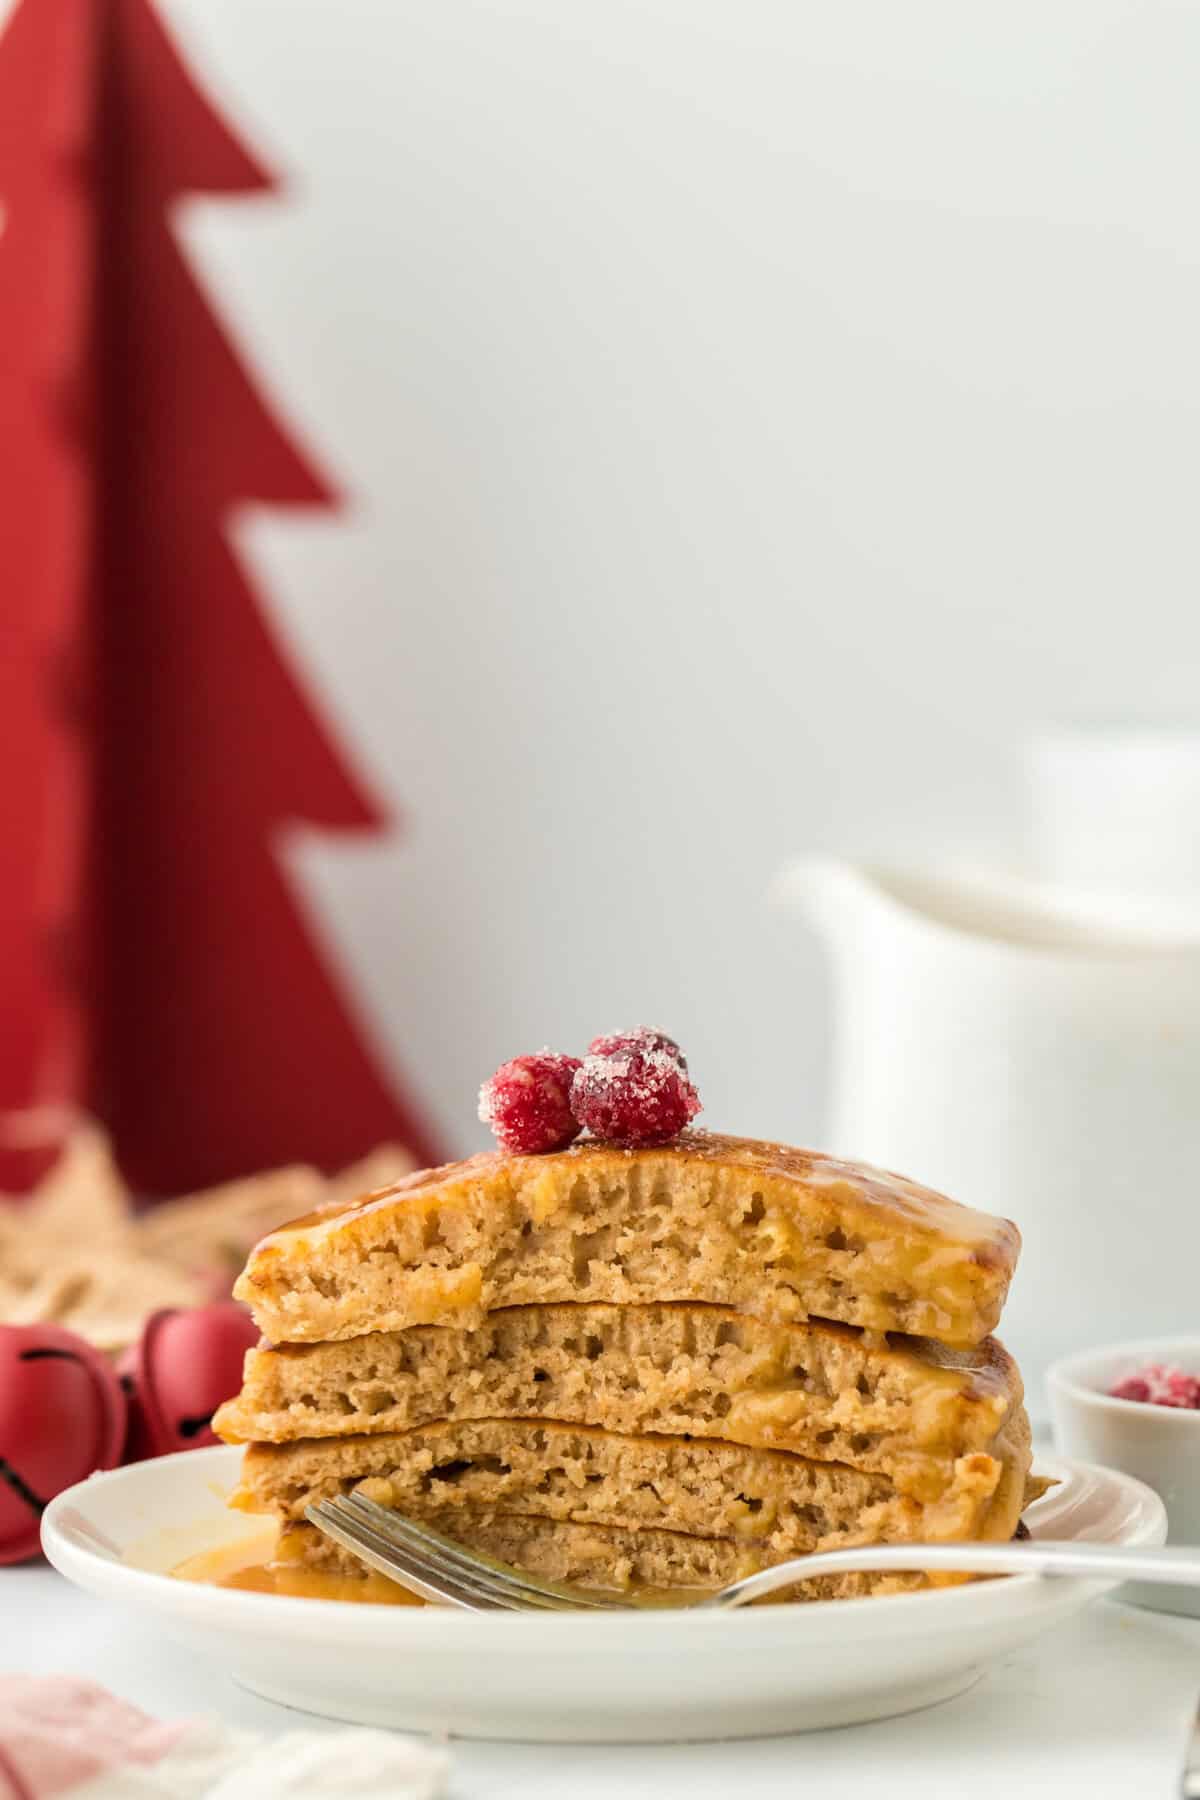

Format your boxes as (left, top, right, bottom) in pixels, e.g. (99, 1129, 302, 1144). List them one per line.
(772, 850, 1200, 957)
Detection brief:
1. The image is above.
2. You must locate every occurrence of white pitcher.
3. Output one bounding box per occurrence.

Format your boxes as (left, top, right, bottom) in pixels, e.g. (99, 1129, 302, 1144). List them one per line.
(772, 853, 1200, 1409)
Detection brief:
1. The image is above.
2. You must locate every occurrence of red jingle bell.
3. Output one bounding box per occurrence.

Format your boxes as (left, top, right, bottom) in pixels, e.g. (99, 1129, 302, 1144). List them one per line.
(0, 1324, 127, 1565)
(120, 1302, 258, 1461)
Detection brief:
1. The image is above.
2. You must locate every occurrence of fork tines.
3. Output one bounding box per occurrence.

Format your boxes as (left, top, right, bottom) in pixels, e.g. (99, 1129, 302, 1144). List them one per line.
(304, 1494, 629, 1610)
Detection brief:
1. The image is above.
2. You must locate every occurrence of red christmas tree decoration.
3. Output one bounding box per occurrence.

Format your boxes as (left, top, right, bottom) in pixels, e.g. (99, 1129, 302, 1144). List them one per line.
(0, 0, 99, 1192)
(0, 0, 442, 1194)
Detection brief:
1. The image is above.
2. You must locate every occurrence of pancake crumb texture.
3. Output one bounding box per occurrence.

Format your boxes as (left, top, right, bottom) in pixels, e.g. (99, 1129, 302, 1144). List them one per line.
(278, 1516, 931, 1603)
(216, 1302, 1018, 1504)
(236, 1135, 1018, 1349)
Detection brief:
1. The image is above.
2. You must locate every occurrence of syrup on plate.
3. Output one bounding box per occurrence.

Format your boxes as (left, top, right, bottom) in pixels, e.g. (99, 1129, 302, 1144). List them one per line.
(172, 1532, 423, 1605)
(170, 1530, 703, 1608)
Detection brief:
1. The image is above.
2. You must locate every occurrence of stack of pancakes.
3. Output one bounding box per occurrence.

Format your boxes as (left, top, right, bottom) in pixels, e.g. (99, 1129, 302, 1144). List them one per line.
(217, 1132, 1035, 1600)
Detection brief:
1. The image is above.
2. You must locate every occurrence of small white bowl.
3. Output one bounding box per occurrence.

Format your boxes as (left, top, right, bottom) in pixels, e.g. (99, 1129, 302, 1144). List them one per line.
(1048, 1334, 1200, 1616)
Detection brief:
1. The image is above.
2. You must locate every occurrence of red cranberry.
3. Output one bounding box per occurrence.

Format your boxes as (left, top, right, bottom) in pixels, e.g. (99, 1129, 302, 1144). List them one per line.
(479, 1052, 583, 1154)
(1110, 1376, 1151, 1405)
(588, 1026, 688, 1071)
(1160, 1369, 1200, 1409)
(1109, 1364, 1200, 1409)
(570, 1047, 701, 1147)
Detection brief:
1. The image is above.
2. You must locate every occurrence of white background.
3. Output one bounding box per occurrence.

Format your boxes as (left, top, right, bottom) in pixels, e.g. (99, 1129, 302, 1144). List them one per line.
(22, 0, 1200, 1158)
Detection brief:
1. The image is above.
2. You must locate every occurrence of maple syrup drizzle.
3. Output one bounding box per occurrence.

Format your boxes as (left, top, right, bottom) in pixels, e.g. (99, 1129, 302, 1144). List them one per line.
(171, 1533, 423, 1605)
(171, 1530, 703, 1608)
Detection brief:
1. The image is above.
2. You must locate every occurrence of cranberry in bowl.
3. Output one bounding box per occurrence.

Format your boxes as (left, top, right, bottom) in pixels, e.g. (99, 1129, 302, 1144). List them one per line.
(1048, 1335, 1200, 1618)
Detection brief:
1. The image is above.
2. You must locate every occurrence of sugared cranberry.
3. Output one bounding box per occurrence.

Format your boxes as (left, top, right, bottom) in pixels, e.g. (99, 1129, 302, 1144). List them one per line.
(570, 1047, 701, 1147)
(1109, 1364, 1200, 1409)
(587, 1026, 688, 1071)
(479, 1052, 583, 1154)
(1109, 1377, 1151, 1405)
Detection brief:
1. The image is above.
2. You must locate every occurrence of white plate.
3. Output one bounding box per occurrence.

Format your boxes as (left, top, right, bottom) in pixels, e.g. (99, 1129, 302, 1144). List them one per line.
(42, 1445, 1164, 1743)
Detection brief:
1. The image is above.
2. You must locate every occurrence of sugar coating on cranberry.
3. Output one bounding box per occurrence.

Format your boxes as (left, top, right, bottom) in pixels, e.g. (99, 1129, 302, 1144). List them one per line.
(1110, 1364, 1200, 1409)
(571, 1047, 701, 1148)
(479, 1052, 582, 1155)
(587, 1026, 688, 1071)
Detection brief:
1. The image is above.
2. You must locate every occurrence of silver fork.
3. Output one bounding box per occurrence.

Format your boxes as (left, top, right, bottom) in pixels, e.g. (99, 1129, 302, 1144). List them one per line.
(306, 1493, 1200, 1611)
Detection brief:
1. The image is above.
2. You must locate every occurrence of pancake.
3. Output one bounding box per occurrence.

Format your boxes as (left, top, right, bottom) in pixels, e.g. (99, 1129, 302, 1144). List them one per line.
(232, 1413, 1032, 1554)
(215, 1302, 1022, 1503)
(234, 1133, 1018, 1348)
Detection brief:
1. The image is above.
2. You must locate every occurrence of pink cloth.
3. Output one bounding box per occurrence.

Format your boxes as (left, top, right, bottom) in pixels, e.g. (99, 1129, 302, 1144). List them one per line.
(0, 1679, 187, 1798)
(0, 1675, 448, 1799)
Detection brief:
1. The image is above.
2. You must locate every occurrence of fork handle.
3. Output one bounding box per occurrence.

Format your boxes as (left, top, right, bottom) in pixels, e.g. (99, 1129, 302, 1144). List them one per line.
(706, 1538, 1195, 1608)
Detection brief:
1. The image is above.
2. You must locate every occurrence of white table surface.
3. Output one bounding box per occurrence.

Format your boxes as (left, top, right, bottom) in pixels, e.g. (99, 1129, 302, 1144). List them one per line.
(6, 1561, 1200, 1799)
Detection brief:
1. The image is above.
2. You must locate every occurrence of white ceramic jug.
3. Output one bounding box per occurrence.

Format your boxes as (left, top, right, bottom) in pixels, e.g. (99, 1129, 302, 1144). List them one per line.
(772, 853, 1200, 1410)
